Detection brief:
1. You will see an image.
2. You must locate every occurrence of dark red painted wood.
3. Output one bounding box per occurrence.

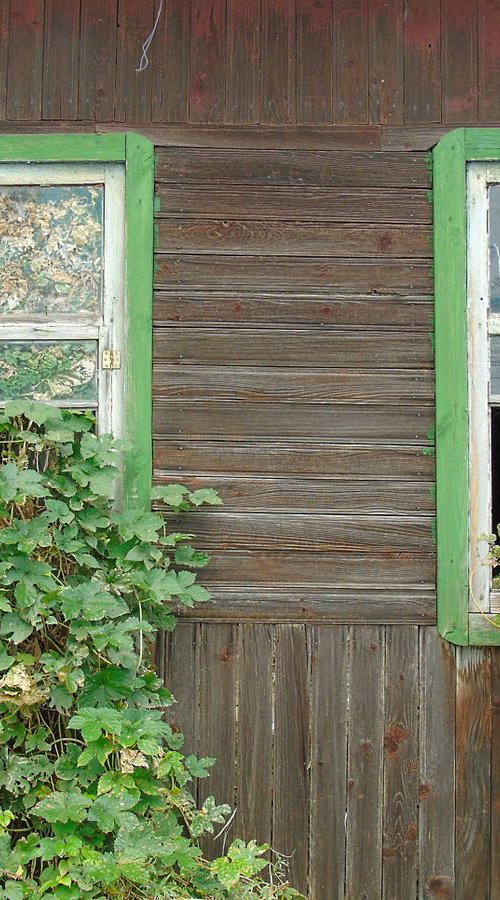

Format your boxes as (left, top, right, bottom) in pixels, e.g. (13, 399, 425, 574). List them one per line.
(296, 0, 334, 125)
(115, 0, 155, 123)
(189, 0, 225, 124)
(369, 0, 404, 124)
(404, 0, 441, 123)
(441, 0, 479, 123)
(478, 0, 500, 122)
(6, 0, 44, 121)
(225, 0, 260, 124)
(336, 0, 369, 124)
(42, 0, 80, 120)
(151, 0, 191, 123)
(261, 0, 296, 124)
(79, 0, 118, 121)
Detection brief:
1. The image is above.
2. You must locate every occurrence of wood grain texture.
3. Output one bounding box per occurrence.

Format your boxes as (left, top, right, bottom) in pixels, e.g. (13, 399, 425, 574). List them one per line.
(158, 622, 199, 758)
(336, 0, 369, 124)
(296, 0, 333, 124)
(155, 184, 432, 223)
(151, 0, 191, 123)
(153, 328, 433, 368)
(156, 221, 433, 258)
(478, 0, 500, 122)
(6, 0, 44, 121)
(195, 551, 435, 589)
(234, 624, 273, 845)
(197, 623, 237, 855)
(404, 0, 441, 124)
(0, 1, 8, 121)
(103, 123, 382, 149)
(154, 440, 435, 479)
(346, 626, 384, 899)
(418, 628, 456, 900)
(273, 625, 309, 892)
(154, 147, 432, 187)
(154, 473, 434, 514)
(309, 625, 348, 898)
(42, 0, 80, 119)
(189, 0, 225, 124)
(115, 0, 154, 123)
(154, 292, 433, 328)
(79, 0, 118, 121)
(369, 0, 404, 124)
(441, 0, 478, 123)
(491, 646, 500, 898)
(168, 512, 433, 553)
(261, 0, 296, 125)
(382, 627, 419, 899)
(153, 366, 435, 403)
(154, 401, 432, 444)
(225, 0, 260, 124)
(455, 648, 491, 899)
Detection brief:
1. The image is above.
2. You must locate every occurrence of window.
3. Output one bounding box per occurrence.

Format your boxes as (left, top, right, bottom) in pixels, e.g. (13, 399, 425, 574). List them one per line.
(0, 134, 154, 509)
(434, 128, 500, 645)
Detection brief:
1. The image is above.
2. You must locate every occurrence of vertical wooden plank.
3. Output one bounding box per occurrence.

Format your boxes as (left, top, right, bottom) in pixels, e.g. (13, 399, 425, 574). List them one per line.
(151, 0, 191, 123)
(42, 0, 80, 119)
(336, 0, 369, 124)
(261, 0, 296, 125)
(382, 626, 419, 899)
(79, 0, 118, 121)
(159, 623, 200, 758)
(455, 647, 491, 899)
(309, 626, 348, 900)
(478, 0, 500, 122)
(491, 647, 500, 898)
(369, 0, 404, 124)
(404, 0, 441, 123)
(441, 0, 478, 123)
(198, 623, 237, 854)
(296, 0, 334, 125)
(189, 0, 225, 125)
(0, 1, 10, 121)
(115, 0, 154, 123)
(6, 0, 44, 121)
(418, 628, 456, 900)
(346, 625, 384, 900)
(235, 624, 273, 848)
(273, 625, 309, 894)
(225, 0, 261, 124)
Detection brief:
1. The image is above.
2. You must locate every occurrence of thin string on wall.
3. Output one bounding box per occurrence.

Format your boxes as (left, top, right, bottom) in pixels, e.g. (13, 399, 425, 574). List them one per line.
(136, 0, 164, 73)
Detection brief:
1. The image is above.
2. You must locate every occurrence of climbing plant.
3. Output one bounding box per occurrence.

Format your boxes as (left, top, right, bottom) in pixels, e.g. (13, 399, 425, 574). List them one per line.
(0, 401, 301, 899)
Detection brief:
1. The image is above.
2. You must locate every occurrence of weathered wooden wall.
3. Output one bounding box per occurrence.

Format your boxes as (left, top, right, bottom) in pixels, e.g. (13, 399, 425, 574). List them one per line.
(1, 1, 500, 897)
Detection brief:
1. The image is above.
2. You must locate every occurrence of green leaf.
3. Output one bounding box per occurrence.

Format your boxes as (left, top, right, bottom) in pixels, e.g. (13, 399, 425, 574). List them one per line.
(0, 613, 33, 644)
(0, 464, 48, 502)
(32, 791, 92, 824)
(185, 755, 216, 779)
(188, 488, 223, 507)
(174, 545, 210, 568)
(61, 583, 128, 622)
(111, 510, 164, 543)
(68, 707, 123, 742)
(4, 400, 63, 425)
(211, 840, 269, 888)
(88, 791, 138, 833)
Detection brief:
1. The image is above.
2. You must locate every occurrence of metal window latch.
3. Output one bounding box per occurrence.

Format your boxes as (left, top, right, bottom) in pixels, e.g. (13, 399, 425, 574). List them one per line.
(102, 349, 121, 370)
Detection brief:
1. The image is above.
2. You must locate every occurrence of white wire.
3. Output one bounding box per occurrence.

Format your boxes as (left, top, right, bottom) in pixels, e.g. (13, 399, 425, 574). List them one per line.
(136, 0, 164, 73)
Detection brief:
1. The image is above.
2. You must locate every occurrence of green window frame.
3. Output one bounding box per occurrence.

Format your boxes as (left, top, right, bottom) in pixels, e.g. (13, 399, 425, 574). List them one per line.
(0, 133, 155, 510)
(434, 127, 500, 646)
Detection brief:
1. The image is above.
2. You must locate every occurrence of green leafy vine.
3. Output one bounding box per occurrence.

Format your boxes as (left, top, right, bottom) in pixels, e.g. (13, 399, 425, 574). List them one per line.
(0, 401, 302, 899)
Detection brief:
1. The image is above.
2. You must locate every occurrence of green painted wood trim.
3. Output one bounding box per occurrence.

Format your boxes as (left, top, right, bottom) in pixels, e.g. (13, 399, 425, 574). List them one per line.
(468, 614, 500, 645)
(0, 133, 125, 161)
(123, 132, 155, 510)
(433, 128, 469, 645)
(465, 129, 500, 157)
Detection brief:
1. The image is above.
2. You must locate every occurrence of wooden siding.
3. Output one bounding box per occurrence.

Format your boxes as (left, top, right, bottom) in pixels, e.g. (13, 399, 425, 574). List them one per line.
(1, 0, 500, 126)
(152, 138, 434, 620)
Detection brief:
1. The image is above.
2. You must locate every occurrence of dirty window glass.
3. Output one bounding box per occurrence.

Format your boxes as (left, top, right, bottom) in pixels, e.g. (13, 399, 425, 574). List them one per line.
(0, 340, 98, 404)
(0, 185, 103, 316)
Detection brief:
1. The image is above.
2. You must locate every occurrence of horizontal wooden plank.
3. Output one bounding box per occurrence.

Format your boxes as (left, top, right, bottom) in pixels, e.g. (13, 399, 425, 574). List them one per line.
(171, 590, 436, 624)
(153, 366, 434, 403)
(154, 401, 432, 442)
(153, 473, 434, 514)
(156, 185, 432, 223)
(198, 551, 435, 587)
(154, 292, 433, 328)
(154, 255, 432, 293)
(154, 440, 435, 479)
(154, 328, 433, 368)
(169, 511, 433, 552)
(156, 221, 433, 258)
(99, 122, 383, 150)
(155, 147, 431, 187)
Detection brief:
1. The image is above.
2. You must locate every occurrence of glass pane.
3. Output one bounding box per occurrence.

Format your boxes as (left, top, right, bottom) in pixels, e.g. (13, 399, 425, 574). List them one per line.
(490, 185, 500, 313)
(491, 336, 500, 395)
(0, 185, 103, 316)
(0, 340, 97, 404)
